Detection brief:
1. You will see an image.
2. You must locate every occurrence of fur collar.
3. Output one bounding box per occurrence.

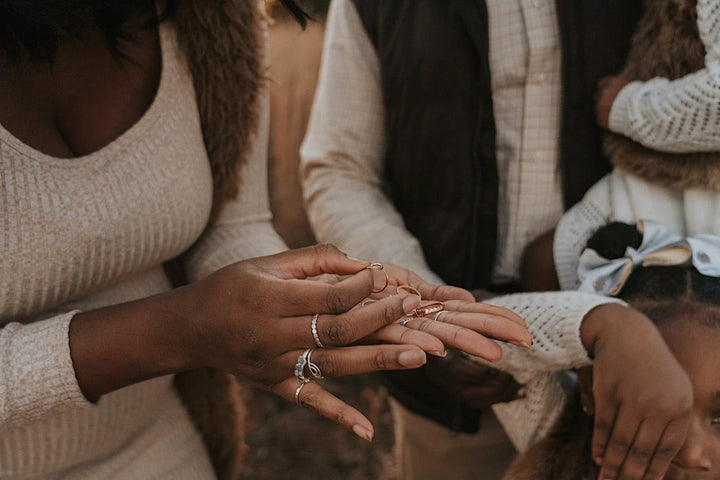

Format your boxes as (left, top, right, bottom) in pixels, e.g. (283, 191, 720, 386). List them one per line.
(170, 2, 265, 478)
(604, 0, 720, 192)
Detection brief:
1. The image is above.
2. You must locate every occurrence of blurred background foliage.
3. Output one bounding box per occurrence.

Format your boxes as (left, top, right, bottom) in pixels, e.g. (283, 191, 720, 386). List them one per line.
(265, 0, 331, 18)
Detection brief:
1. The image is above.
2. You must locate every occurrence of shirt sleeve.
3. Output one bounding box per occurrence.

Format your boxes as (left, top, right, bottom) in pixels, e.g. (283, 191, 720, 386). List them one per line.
(608, 0, 720, 152)
(0, 311, 94, 429)
(185, 56, 288, 282)
(299, 0, 443, 284)
(473, 292, 624, 451)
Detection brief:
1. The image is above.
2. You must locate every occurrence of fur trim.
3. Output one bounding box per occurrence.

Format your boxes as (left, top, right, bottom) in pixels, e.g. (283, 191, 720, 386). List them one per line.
(502, 391, 598, 480)
(604, 0, 720, 191)
(174, 0, 265, 223)
(170, 2, 266, 478)
(174, 368, 247, 480)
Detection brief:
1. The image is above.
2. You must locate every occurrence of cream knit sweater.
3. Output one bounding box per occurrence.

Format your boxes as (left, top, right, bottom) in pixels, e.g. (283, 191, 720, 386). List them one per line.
(0, 20, 286, 480)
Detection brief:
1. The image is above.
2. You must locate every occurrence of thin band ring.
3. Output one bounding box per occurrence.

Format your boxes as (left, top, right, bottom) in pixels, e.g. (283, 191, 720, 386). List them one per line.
(306, 349, 324, 379)
(366, 262, 389, 293)
(433, 310, 448, 322)
(311, 313, 325, 348)
(295, 381, 309, 405)
(396, 285, 421, 299)
(399, 317, 412, 327)
(412, 301, 445, 318)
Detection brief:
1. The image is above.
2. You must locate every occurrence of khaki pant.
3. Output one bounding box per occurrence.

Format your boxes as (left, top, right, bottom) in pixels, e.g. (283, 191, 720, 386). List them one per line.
(390, 398, 516, 480)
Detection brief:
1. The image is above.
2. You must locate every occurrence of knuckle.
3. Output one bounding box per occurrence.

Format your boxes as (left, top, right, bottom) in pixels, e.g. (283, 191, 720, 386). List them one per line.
(299, 390, 321, 413)
(317, 351, 338, 376)
(654, 445, 677, 461)
(628, 446, 653, 463)
(608, 437, 631, 453)
(371, 351, 389, 371)
(324, 288, 348, 313)
(325, 317, 355, 345)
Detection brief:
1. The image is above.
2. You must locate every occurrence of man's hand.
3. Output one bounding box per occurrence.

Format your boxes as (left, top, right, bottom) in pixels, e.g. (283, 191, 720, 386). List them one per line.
(426, 350, 524, 409)
(595, 75, 632, 129)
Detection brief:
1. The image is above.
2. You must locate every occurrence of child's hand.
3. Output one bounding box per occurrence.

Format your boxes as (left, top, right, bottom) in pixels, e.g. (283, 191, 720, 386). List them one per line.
(581, 303, 693, 480)
(595, 75, 632, 129)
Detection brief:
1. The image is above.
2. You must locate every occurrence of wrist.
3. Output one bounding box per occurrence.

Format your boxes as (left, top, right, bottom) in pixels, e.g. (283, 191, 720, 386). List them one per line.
(580, 303, 654, 357)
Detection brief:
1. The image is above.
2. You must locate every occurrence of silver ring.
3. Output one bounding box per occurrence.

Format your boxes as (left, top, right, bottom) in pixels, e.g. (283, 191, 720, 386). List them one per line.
(294, 348, 313, 383)
(311, 313, 325, 348)
(399, 317, 412, 327)
(295, 381, 309, 405)
(306, 348, 324, 379)
(433, 310, 448, 322)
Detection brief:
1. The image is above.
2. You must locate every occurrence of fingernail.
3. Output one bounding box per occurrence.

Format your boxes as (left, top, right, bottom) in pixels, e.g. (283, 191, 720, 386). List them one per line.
(398, 350, 427, 367)
(430, 350, 447, 358)
(402, 295, 420, 313)
(352, 424, 374, 442)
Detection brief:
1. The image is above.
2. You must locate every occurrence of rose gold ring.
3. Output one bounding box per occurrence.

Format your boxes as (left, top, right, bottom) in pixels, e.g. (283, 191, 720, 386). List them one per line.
(396, 285, 421, 299)
(412, 302, 445, 318)
(366, 262, 389, 293)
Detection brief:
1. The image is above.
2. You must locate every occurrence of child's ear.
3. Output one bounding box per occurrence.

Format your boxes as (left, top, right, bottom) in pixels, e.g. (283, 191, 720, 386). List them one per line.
(578, 366, 595, 416)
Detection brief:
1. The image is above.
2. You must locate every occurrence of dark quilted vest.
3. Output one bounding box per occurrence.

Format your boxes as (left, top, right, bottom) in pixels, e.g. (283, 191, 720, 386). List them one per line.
(352, 0, 643, 432)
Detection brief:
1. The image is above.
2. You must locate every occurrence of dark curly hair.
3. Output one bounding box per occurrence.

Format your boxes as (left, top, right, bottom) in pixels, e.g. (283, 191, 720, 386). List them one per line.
(0, 0, 310, 63)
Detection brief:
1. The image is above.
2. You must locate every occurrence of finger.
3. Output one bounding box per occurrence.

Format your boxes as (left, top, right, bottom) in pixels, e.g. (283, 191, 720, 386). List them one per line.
(416, 284, 475, 303)
(404, 317, 504, 362)
(435, 310, 532, 348)
(278, 344, 427, 378)
(366, 323, 447, 357)
(614, 418, 679, 480)
(640, 417, 690, 480)
(279, 293, 420, 349)
(278, 270, 376, 316)
(597, 404, 641, 480)
(261, 243, 372, 280)
(592, 392, 620, 466)
(444, 300, 528, 328)
(273, 379, 375, 442)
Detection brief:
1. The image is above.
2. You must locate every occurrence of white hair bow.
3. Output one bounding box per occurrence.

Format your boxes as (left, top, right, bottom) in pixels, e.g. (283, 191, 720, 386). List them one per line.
(577, 220, 720, 296)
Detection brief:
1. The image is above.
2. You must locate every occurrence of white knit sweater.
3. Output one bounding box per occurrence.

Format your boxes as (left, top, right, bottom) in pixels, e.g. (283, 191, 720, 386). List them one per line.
(608, 0, 720, 152)
(0, 19, 286, 480)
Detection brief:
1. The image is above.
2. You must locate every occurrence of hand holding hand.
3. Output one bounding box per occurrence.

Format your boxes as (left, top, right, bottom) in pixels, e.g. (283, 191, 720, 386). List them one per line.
(595, 75, 632, 129)
(580, 303, 693, 480)
(176, 245, 430, 441)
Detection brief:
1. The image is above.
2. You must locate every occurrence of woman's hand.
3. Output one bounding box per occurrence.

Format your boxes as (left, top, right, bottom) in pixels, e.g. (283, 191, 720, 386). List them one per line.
(364, 263, 533, 361)
(595, 75, 632, 129)
(71, 244, 431, 442)
(580, 303, 693, 480)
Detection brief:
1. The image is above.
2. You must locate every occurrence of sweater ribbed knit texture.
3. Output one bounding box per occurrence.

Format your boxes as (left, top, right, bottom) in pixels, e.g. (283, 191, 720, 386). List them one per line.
(0, 17, 286, 479)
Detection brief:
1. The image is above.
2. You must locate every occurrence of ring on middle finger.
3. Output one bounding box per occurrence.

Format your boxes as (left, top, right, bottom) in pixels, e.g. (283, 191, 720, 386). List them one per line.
(432, 310, 448, 322)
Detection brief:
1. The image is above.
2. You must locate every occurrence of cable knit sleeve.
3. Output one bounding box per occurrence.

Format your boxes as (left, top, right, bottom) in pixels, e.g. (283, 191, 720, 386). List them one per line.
(608, 0, 720, 152)
(184, 81, 288, 281)
(299, 0, 443, 284)
(0, 312, 93, 429)
(472, 292, 624, 451)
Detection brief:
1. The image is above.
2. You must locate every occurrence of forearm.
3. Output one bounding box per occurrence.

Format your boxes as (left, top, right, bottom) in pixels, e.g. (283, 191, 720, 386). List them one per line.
(69, 287, 195, 401)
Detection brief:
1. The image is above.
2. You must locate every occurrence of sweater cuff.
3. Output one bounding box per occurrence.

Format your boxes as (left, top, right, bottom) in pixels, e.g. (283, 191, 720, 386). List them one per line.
(1, 311, 93, 428)
(608, 81, 643, 136)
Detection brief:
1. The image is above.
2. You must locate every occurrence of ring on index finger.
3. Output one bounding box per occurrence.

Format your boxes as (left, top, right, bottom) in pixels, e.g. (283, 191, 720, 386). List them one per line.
(433, 310, 448, 322)
(366, 262, 389, 293)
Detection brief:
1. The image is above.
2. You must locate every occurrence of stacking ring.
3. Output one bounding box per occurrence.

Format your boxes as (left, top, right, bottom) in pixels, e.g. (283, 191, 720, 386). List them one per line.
(412, 301, 445, 318)
(295, 381, 309, 405)
(366, 262, 389, 293)
(433, 310, 448, 322)
(311, 313, 325, 348)
(294, 348, 313, 383)
(396, 285, 421, 299)
(306, 348, 324, 379)
(399, 317, 412, 327)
